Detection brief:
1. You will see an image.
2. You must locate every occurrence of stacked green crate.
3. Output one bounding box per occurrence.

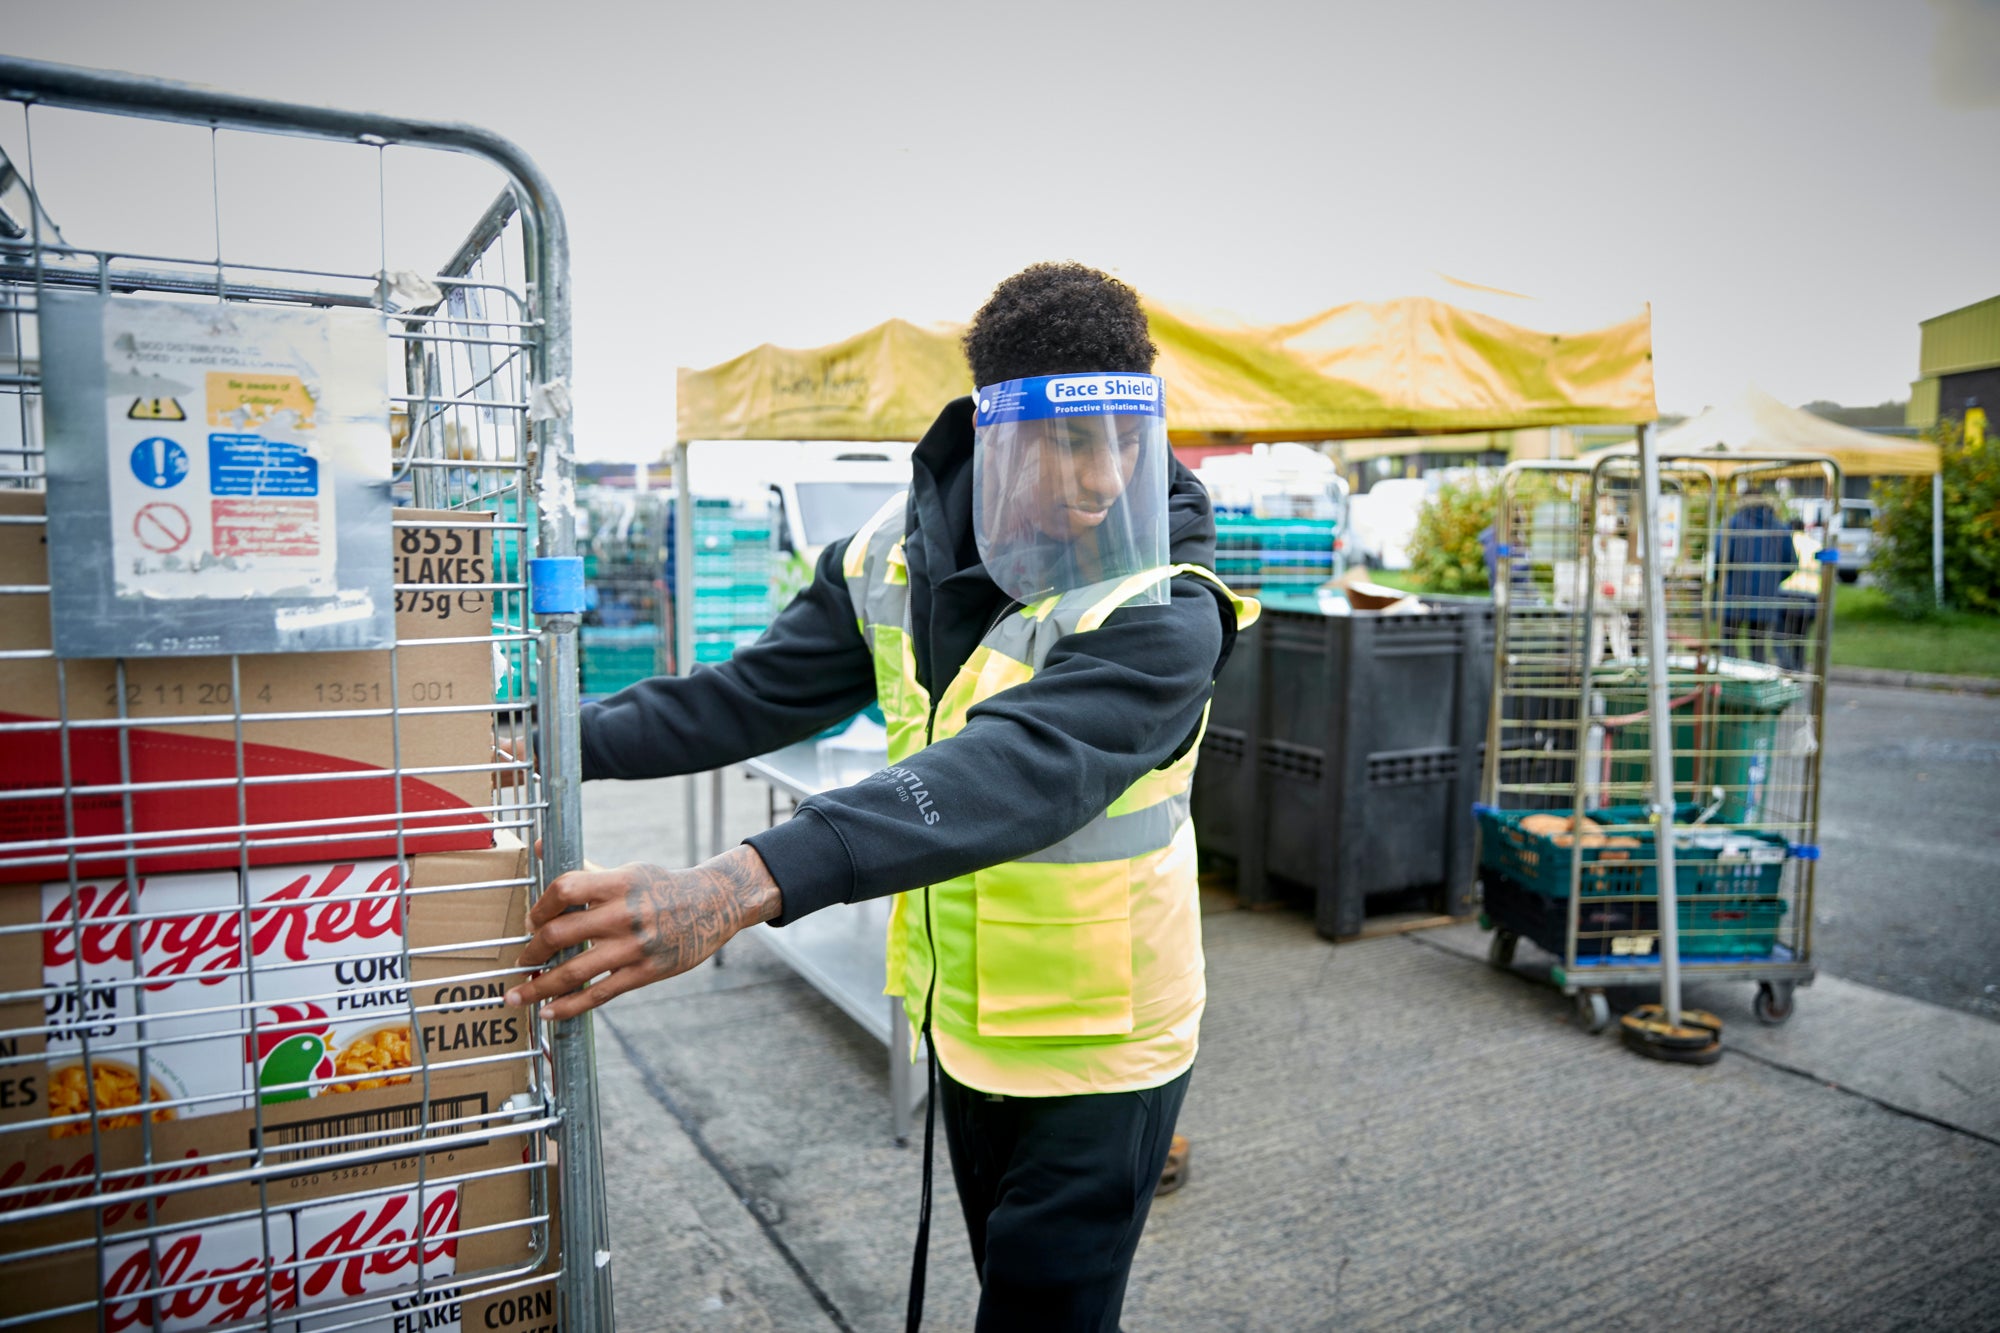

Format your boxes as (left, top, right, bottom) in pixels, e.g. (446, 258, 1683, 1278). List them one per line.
(1215, 510, 1338, 593)
(489, 489, 535, 705)
(579, 624, 661, 691)
(691, 496, 777, 664)
(579, 488, 668, 696)
(1214, 506, 1261, 585)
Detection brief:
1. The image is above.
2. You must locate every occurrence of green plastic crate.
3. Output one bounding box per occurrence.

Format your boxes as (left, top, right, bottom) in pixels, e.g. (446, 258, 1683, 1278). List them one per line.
(1676, 896, 1790, 957)
(1475, 804, 1789, 901)
(1484, 870, 1789, 960)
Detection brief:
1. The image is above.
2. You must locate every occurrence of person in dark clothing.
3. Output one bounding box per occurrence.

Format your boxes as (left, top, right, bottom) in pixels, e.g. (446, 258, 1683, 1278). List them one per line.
(1721, 493, 1798, 668)
(505, 263, 1243, 1332)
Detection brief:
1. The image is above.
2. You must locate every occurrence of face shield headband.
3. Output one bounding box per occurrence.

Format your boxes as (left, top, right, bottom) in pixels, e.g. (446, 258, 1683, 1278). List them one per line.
(972, 373, 1170, 607)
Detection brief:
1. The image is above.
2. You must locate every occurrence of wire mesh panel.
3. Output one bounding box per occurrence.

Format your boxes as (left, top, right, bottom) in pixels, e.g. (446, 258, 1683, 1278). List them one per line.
(1479, 452, 1835, 1018)
(0, 57, 606, 1330)
(1481, 465, 1596, 812)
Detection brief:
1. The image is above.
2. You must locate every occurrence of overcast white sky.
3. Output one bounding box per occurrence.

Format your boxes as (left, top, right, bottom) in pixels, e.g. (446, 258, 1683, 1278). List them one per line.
(7, 0, 1998, 462)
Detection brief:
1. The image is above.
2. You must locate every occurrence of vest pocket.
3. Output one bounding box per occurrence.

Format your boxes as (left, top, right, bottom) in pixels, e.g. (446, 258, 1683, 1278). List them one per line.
(974, 859, 1134, 1038)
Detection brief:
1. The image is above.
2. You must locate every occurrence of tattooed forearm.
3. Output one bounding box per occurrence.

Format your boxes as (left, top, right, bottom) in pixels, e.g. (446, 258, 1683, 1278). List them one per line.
(626, 844, 783, 977)
(505, 845, 783, 1019)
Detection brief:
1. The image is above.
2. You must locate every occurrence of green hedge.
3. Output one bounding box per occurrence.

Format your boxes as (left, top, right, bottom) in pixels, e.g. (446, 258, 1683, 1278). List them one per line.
(1409, 475, 1502, 594)
(1872, 418, 2000, 614)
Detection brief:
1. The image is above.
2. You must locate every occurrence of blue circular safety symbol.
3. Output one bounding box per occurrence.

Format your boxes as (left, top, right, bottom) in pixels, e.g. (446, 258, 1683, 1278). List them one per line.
(130, 437, 190, 489)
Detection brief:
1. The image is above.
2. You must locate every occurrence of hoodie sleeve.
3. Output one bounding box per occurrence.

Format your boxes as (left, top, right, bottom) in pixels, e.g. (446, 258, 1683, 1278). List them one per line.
(745, 573, 1234, 922)
(578, 538, 878, 781)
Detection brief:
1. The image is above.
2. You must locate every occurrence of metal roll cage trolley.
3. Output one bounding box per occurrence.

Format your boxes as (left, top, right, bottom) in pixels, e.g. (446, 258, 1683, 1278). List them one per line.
(1478, 435, 1836, 1057)
(0, 58, 610, 1329)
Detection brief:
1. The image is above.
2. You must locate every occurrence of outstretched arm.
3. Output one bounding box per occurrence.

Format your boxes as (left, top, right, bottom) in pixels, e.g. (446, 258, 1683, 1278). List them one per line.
(505, 577, 1233, 1016)
(579, 537, 877, 780)
(511, 539, 881, 1018)
(745, 573, 1235, 918)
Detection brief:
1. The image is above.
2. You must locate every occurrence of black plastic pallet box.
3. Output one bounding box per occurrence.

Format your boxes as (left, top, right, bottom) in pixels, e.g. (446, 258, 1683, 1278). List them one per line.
(1194, 600, 1495, 939)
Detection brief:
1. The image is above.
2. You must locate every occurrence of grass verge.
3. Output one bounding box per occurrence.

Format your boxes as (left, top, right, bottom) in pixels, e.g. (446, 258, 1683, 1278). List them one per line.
(1828, 584, 2000, 678)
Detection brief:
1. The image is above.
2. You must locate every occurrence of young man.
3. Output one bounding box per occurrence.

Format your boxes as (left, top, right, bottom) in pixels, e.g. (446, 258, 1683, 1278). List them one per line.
(506, 262, 1251, 1331)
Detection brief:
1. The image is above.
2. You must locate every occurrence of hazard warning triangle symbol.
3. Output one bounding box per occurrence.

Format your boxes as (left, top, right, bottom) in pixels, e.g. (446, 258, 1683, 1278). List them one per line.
(128, 397, 186, 421)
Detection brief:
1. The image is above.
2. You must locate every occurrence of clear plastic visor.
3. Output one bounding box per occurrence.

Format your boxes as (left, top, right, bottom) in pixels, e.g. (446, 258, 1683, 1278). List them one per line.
(973, 410, 1170, 607)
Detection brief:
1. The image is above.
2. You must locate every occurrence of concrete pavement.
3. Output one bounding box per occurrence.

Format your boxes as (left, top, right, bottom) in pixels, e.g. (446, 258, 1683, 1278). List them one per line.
(1814, 683, 2000, 1020)
(574, 772, 2000, 1332)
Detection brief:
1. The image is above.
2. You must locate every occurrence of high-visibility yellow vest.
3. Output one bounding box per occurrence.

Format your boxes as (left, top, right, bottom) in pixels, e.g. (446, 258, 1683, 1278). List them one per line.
(842, 493, 1260, 1096)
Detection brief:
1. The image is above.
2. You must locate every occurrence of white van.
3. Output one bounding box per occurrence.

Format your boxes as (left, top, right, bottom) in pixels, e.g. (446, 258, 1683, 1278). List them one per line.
(1347, 477, 1428, 570)
(1832, 499, 1875, 584)
(681, 439, 915, 606)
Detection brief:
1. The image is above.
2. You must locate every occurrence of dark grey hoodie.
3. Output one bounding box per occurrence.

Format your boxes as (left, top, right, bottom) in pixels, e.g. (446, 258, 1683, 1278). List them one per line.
(579, 396, 1238, 924)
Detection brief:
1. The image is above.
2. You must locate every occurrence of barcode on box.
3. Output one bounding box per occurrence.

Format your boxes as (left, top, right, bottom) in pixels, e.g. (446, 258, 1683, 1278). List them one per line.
(260, 1091, 492, 1163)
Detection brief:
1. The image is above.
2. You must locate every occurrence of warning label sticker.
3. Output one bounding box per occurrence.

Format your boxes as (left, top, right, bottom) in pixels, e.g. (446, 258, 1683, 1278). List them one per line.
(207, 371, 317, 432)
(212, 498, 321, 557)
(134, 501, 193, 553)
(93, 302, 384, 604)
(127, 395, 186, 421)
(209, 433, 321, 497)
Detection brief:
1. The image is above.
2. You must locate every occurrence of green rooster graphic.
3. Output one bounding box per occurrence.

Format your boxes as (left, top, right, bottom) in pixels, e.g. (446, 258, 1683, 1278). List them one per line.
(257, 1032, 331, 1104)
(249, 1005, 336, 1104)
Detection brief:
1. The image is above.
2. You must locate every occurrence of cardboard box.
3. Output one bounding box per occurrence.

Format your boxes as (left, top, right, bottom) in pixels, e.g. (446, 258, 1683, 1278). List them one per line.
(431, 1182, 561, 1333)
(0, 1059, 533, 1226)
(2, 1163, 551, 1331)
(0, 838, 533, 1136)
(0, 832, 555, 1332)
(0, 494, 503, 882)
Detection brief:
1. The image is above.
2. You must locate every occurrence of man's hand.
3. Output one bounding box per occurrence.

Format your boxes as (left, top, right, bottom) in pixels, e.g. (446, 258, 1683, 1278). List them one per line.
(493, 732, 530, 788)
(504, 844, 782, 1022)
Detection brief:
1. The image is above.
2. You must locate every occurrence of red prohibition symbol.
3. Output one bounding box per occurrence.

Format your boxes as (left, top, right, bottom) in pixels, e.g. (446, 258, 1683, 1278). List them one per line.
(133, 501, 193, 554)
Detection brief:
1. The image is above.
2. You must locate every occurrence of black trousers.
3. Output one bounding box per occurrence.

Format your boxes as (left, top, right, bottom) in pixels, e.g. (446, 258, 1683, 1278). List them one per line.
(938, 1063, 1191, 1333)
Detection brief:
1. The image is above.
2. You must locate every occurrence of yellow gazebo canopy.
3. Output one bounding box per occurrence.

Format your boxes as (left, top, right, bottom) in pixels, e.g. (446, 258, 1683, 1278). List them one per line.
(1626, 387, 1940, 476)
(676, 296, 1658, 444)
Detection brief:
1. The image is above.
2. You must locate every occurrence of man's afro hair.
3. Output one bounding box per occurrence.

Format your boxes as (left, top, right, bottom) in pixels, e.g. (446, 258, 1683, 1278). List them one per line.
(963, 262, 1157, 389)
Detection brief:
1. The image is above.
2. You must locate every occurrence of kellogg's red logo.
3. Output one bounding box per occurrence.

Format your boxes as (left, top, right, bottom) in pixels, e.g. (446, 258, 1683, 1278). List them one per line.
(99, 1186, 460, 1330)
(297, 1187, 461, 1303)
(0, 1150, 210, 1223)
(43, 863, 405, 991)
(102, 1227, 279, 1331)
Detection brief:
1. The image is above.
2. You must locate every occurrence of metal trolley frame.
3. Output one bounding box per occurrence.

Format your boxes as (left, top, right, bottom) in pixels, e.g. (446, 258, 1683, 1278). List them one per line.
(0, 57, 610, 1329)
(1478, 449, 1836, 1032)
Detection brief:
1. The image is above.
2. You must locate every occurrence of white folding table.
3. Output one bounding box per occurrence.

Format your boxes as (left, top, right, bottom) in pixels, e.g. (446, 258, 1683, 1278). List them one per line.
(738, 740, 928, 1144)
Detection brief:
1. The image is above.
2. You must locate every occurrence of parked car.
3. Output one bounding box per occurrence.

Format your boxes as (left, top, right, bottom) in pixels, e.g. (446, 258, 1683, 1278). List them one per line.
(1832, 499, 1874, 584)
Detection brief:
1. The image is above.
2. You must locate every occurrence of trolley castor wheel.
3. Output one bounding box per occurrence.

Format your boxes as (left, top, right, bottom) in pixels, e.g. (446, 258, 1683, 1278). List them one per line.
(1573, 990, 1611, 1034)
(1620, 1004, 1725, 1064)
(1753, 983, 1794, 1025)
(1488, 930, 1518, 970)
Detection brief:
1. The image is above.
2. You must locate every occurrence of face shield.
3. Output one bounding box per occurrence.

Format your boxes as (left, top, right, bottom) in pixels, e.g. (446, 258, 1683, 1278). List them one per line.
(973, 373, 1170, 607)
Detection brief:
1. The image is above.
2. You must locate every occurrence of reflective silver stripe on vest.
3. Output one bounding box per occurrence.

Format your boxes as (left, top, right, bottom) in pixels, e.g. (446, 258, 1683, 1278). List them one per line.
(1016, 789, 1191, 864)
(981, 567, 1173, 667)
(854, 532, 1202, 863)
(1000, 570, 1196, 864)
(845, 489, 906, 579)
(846, 505, 912, 637)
